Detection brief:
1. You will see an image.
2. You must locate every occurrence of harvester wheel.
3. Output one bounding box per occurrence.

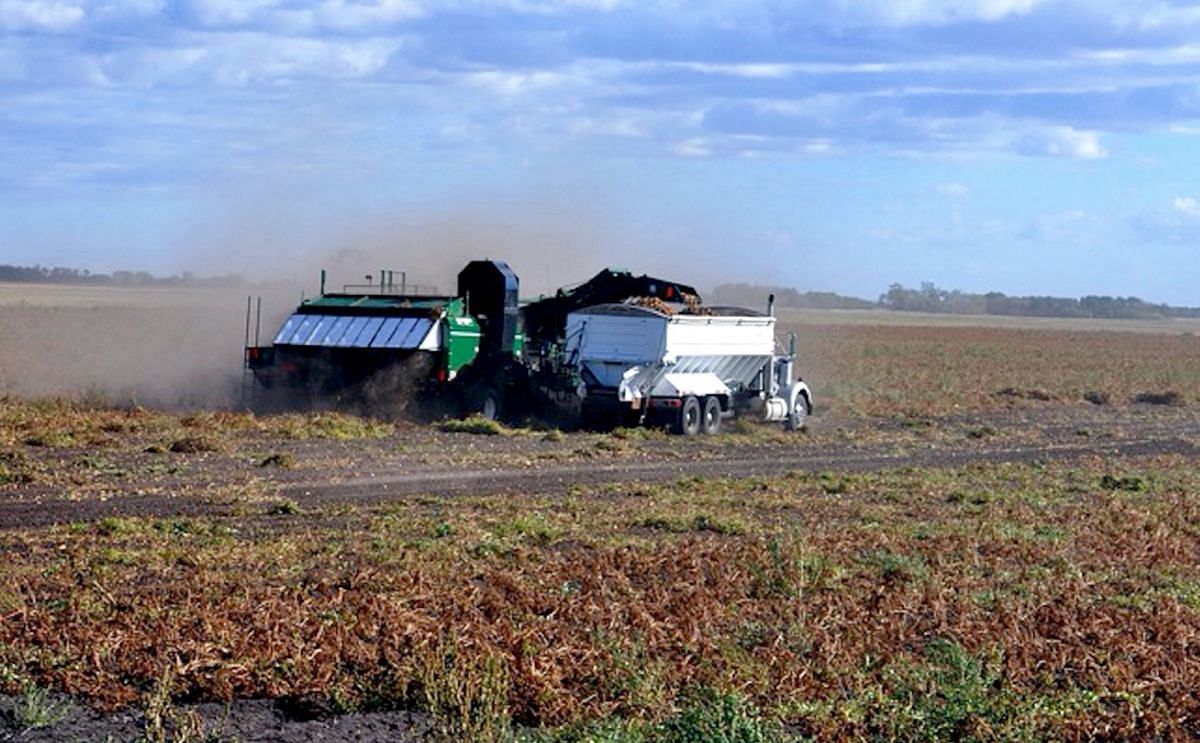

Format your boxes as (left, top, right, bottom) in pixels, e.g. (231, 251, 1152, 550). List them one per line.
(675, 396, 702, 436)
(701, 396, 722, 435)
(467, 384, 502, 421)
(580, 401, 615, 432)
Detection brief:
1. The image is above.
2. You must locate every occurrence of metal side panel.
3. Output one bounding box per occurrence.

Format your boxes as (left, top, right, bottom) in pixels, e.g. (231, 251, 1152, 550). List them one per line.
(384, 319, 432, 350)
(395, 318, 434, 348)
(569, 312, 667, 364)
(650, 373, 731, 398)
(334, 317, 370, 347)
(288, 315, 322, 345)
(671, 354, 772, 387)
(417, 321, 442, 351)
(348, 317, 386, 347)
(318, 316, 354, 346)
(446, 318, 481, 372)
(272, 314, 304, 345)
(379, 317, 416, 348)
(301, 315, 337, 346)
(368, 318, 403, 348)
(665, 318, 775, 358)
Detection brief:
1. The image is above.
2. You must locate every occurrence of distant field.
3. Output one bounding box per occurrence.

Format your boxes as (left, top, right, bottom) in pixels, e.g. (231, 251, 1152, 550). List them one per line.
(2, 282, 1197, 418)
(0, 282, 256, 310)
(777, 306, 1200, 335)
(786, 321, 1200, 417)
(5, 282, 1196, 329)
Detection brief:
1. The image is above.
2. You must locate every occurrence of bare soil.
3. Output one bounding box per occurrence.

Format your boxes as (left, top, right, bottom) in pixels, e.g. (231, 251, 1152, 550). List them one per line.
(1, 693, 432, 742)
(2, 405, 1195, 531)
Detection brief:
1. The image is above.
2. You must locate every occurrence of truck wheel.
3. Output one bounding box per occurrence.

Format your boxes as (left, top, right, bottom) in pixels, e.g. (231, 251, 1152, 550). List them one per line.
(785, 390, 809, 431)
(674, 396, 702, 436)
(467, 384, 502, 421)
(701, 396, 722, 435)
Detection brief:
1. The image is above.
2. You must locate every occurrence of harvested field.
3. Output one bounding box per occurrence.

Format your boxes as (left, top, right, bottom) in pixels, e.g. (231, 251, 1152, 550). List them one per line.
(2, 447, 1200, 741)
(1, 285, 1200, 740)
(785, 320, 1200, 417)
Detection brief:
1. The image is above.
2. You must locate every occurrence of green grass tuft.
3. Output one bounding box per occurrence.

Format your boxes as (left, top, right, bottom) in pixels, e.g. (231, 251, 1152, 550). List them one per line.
(659, 687, 783, 743)
(439, 416, 509, 436)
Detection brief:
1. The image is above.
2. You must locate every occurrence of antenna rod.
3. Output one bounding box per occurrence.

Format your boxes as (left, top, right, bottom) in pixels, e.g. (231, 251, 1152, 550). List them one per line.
(243, 296, 252, 352)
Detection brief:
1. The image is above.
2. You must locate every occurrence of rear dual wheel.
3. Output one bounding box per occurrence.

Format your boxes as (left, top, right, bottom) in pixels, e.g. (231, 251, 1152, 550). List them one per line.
(674, 395, 722, 436)
(673, 396, 701, 436)
(701, 396, 722, 436)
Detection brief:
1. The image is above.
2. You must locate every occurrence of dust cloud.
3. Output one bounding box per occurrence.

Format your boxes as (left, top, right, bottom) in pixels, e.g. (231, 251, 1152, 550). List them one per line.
(177, 174, 729, 299)
(0, 284, 301, 409)
(2, 180, 749, 410)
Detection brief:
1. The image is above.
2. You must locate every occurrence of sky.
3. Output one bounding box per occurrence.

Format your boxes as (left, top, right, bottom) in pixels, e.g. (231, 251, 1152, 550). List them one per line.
(2, 0, 1200, 303)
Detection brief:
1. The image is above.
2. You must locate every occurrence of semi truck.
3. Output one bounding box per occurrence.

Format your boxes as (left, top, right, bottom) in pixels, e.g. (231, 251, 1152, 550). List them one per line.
(244, 260, 811, 434)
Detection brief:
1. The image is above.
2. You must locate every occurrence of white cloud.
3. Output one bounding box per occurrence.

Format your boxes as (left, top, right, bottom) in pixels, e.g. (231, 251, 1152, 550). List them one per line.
(936, 181, 969, 197)
(311, 0, 424, 31)
(180, 0, 424, 31)
(1022, 209, 1110, 245)
(673, 62, 797, 79)
(789, 0, 1045, 28)
(0, 0, 84, 30)
(1113, 2, 1200, 32)
(185, 0, 280, 27)
(1173, 196, 1200, 217)
(465, 70, 573, 98)
(91, 0, 166, 21)
(1132, 196, 1200, 245)
(798, 139, 838, 155)
(874, 0, 1044, 26)
(1018, 126, 1108, 159)
(566, 115, 646, 138)
(672, 138, 711, 157)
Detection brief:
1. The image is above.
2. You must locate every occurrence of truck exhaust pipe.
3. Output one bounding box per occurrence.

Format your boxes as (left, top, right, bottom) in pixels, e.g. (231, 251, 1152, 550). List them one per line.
(763, 293, 776, 396)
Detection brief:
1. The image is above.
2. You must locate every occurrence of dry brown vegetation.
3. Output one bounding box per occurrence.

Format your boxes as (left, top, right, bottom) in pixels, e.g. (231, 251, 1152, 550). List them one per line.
(2, 458, 1200, 740)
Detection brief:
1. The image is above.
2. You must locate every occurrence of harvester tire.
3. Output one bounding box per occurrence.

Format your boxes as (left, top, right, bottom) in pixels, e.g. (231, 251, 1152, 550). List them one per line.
(580, 401, 615, 432)
(675, 395, 702, 436)
(467, 384, 502, 421)
(701, 396, 722, 436)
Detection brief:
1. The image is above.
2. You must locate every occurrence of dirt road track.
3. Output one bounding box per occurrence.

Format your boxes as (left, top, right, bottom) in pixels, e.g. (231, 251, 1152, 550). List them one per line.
(281, 433, 1197, 502)
(2, 410, 1196, 530)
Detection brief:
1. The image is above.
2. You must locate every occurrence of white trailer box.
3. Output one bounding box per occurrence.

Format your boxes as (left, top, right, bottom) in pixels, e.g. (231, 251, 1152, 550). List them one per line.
(564, 304, 776, 402)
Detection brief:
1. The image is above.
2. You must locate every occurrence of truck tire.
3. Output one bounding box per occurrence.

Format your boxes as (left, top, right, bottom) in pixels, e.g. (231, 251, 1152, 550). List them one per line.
(785, 389, 809, 431)
(674, 395, 702, 436)
(466, 384, 502, 421)
(701, 396, 722, 435)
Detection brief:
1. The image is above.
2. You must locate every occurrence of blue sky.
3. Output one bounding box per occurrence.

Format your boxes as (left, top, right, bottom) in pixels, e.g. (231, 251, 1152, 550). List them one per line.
(2, 0, 1200, 303)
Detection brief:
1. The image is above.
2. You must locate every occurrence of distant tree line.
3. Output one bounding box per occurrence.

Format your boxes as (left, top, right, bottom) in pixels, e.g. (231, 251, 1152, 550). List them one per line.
(0, 264, 245, 288)
(712, 280, 1200, 320)
(709, 283, 877, 311)
(879, 282, 1200, 319)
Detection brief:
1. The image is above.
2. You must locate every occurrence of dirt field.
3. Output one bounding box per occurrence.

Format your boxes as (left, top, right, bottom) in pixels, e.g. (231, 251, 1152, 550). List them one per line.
(2, 285, 1199, 741)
